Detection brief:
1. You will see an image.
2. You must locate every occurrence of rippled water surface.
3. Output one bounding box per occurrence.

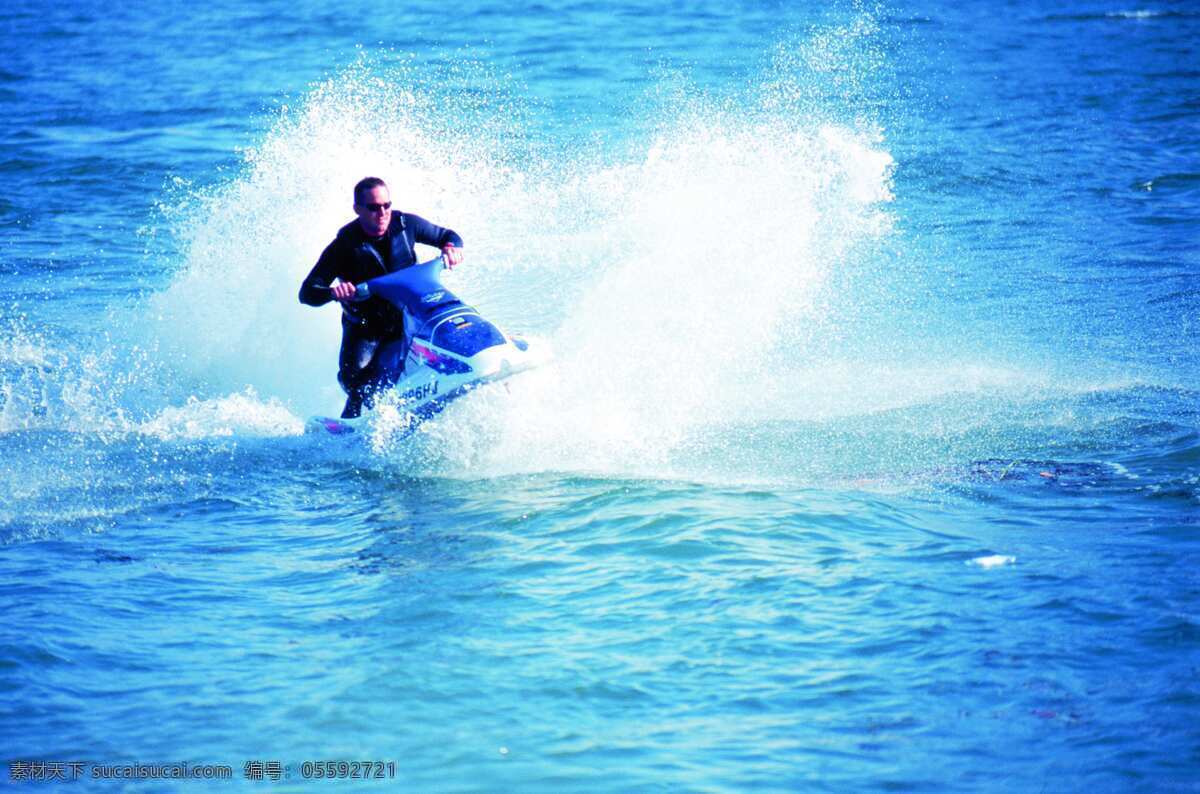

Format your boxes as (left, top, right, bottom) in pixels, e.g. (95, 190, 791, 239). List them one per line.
(1, 1, 1198, 791)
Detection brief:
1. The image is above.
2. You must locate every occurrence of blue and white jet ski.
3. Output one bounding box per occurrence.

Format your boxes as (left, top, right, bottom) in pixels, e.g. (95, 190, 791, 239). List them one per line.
(307, 256, 547, 436)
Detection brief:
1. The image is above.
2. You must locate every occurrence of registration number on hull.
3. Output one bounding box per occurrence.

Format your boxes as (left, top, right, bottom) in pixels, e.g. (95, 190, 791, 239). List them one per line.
(399, 380, 439, 403)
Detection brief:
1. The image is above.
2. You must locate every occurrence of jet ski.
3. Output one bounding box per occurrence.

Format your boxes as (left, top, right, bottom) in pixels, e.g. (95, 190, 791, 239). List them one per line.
(307, 255, 547, 436)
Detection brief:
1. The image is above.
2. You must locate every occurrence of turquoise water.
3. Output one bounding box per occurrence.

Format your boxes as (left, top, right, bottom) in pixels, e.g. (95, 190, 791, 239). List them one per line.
(2, 1, 1198, 790)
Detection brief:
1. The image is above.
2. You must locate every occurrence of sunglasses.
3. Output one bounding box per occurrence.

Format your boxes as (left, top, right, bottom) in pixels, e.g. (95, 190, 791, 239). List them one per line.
(361, 201, 392, 213)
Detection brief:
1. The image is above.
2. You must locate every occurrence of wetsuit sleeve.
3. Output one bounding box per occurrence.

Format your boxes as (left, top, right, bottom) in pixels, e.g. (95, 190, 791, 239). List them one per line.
(406, 213, 464, 250)
(298, 240, 342, 306)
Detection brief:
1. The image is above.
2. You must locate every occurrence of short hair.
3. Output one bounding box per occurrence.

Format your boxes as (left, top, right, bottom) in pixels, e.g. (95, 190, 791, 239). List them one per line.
(353, 177, 388, 204)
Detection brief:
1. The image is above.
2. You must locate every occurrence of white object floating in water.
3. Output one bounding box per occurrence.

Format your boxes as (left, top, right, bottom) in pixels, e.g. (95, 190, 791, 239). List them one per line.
(969, 555, 1016, 569)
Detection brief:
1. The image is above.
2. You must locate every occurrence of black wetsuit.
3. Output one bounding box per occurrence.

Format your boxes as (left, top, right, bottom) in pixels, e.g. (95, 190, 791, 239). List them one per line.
(299, 211, 463, 417)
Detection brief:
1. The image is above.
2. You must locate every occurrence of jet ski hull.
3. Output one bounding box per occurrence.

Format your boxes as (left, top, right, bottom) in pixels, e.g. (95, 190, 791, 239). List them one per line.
(307, 257, 546, 436)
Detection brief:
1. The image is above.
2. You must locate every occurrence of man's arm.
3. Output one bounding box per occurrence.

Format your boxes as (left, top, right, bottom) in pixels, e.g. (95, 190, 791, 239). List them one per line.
(298, 241, 342, 306)
(406, 213, 464, 266)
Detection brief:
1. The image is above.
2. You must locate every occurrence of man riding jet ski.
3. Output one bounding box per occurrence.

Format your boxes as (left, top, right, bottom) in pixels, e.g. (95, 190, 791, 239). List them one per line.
(299, 178, 544, 434)
(300, 176, 464, 419)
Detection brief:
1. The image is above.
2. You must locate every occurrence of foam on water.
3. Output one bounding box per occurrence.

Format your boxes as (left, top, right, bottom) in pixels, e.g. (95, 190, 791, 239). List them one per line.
(0, 322, 136, 434)
(137, 389, 304, 441)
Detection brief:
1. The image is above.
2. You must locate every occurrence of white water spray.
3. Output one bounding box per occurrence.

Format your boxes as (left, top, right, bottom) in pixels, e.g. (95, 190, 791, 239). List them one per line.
(41, 22, 1079, 478)
(117, 37, 904, 469)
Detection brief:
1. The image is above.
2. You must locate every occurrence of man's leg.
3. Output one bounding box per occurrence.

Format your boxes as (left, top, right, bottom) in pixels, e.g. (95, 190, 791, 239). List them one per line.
(337, 320, 380, 419)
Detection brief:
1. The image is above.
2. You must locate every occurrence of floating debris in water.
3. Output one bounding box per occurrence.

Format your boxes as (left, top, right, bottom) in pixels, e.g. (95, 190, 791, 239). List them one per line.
(969, 555, 1016, 568)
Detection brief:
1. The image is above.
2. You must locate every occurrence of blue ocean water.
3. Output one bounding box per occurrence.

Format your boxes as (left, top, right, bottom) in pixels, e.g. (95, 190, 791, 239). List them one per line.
(2, 0, 1198, 790)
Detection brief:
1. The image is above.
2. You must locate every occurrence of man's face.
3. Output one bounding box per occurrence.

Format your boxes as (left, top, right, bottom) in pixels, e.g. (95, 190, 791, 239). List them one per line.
(354, 185, 392, 238)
